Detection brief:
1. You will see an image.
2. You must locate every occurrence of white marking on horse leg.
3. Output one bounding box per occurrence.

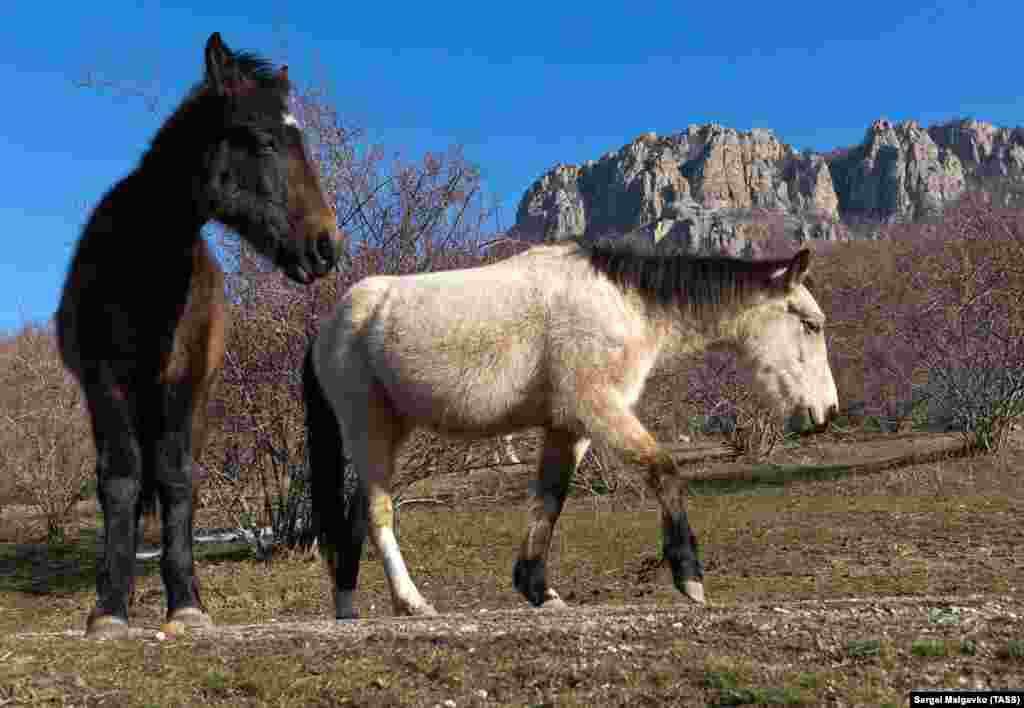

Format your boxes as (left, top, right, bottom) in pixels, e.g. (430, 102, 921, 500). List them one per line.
(283, 112, 299, 127)
(540, 588, 569, 611)
(346, 379, 431, 616)
(372, 524, 436, 616)
(683, 580, 705, 604)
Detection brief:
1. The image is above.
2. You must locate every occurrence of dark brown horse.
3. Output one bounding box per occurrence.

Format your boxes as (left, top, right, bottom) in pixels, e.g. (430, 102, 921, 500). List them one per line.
(56, 32, 341, 638)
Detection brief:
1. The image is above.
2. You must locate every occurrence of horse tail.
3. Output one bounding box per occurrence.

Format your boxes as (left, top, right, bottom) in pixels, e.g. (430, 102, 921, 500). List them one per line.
(303, 342, 368, 619)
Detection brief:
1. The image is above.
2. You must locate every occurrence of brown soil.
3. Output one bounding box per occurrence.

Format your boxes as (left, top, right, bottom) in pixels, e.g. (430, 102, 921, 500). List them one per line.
(3, 430, 1024, 707)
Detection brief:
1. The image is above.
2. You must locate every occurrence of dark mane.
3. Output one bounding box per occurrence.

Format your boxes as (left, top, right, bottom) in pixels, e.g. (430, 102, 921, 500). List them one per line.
(577, 237, 793, 310)
(145, 48, 289, 165)
(192, 49, 287, 95)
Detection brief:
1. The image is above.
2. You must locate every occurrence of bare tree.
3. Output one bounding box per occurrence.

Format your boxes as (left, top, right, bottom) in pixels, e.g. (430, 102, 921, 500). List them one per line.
(205, 84, 516, 552)
(0, 325, 93, 542)
(893, 193, 1024, 452)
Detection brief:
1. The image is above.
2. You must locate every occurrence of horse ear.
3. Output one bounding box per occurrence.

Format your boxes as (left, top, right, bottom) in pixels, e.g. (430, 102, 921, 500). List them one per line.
(786, 248, 812, 288)
(204, 32, 235, 95)
(769, 248, 812, 290)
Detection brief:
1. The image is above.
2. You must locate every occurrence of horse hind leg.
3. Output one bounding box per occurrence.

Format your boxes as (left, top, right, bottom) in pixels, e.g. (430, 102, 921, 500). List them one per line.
(513, 429, 590, 609)
(580, 397, 705, 605)
(350, 382, 435, 617)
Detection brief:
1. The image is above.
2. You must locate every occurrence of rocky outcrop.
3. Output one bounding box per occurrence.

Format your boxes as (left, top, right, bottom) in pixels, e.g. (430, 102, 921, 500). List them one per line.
(927, 119, 1024, 180)
(515, 118, 1021, 252)
(515, 125, 842, 255)
(827, 119, 965, 222)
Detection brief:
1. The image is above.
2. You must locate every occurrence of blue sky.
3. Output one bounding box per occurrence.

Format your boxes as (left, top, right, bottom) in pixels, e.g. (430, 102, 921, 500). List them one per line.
(1, 0, 1021, 332)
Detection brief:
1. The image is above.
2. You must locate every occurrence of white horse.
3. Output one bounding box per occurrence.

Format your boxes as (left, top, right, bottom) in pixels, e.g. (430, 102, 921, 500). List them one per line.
(303, 239, 838, 618)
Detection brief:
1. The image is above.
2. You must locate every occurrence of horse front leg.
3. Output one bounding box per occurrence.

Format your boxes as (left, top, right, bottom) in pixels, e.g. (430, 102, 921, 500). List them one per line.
(645, 454, 705, 604)
(513, 429, 589, 609)
(150, 383, 210, 628)
(82, 368, 144, 638)
(582, 402, 705, 605)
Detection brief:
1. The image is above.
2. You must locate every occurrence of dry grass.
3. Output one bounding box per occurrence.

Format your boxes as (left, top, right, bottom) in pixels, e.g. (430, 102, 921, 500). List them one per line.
(3, 430, 1024, 706)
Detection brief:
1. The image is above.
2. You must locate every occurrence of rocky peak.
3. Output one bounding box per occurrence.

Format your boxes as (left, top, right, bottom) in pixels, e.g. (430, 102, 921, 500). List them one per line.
(927, 118, 1024, 179)
(515, 125, 841, 256)
(515, 117, 1020, 254)
(827, 118, 965, 222)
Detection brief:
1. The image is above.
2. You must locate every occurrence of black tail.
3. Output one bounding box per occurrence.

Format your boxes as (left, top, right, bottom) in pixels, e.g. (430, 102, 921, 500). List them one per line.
(303, 344, 368, 619)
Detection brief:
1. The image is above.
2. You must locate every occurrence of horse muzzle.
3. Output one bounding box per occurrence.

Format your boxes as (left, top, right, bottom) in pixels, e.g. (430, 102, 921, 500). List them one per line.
(283, 229, 341, 284)
(787, 403, 838, 435)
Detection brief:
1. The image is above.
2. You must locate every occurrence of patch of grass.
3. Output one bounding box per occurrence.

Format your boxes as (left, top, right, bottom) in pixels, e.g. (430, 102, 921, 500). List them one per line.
(845, 639, 882, 658)
(704, 668, 742, 691)
(928, 606, 962, 625)
(841, 666, 902, 706)
(911, 638, 949, 657)
(711, 684, 808, 706)
(704, 664, 809, 706)
(712, 688, 806, 708)
(998, 640, 1024, 660)
(796, 672, 819, 690)
(203, 669, 230, 691)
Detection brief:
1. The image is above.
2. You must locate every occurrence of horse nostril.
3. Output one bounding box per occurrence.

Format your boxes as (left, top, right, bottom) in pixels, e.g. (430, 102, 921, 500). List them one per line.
(316, 231, 336, 266)
(828, 404, 839, 422)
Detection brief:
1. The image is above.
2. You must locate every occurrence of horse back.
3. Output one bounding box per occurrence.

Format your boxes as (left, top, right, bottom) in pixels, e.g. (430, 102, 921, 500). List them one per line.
(319, 245, 661, 433)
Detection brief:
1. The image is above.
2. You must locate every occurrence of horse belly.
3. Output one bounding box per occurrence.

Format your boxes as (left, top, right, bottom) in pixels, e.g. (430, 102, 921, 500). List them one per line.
(376, 336, 547, 435)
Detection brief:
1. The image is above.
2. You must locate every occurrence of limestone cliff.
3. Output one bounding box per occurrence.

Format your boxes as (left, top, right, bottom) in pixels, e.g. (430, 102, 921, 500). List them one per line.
(828, 119, 964, 223)
(515, 118, 1021, 254)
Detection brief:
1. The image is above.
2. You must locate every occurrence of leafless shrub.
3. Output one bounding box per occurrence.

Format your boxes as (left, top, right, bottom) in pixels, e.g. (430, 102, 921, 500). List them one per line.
(203, 82, 514, 550)
(682, 351, 783, 461)
(0, 325, 93, 543)
(809, 237, 920, 431)
(891, 193, 1024, 453)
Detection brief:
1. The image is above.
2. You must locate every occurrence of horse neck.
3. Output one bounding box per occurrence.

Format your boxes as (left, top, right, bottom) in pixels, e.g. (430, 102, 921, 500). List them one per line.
(98, 154, 208, 258)
(71, 162, 212, 331)
(654, 301, 746, 358)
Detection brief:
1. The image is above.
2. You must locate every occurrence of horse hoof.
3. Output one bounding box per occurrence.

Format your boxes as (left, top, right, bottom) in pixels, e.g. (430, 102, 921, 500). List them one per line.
(335, 591, 359, 620)
(167, 607, 213, 628)
(396, 602, 438, 617)
(85, 613, 131, 639)
(540, 589, 569, 611)
(415, 603, 439, 617)
(682, 579, 706, 605)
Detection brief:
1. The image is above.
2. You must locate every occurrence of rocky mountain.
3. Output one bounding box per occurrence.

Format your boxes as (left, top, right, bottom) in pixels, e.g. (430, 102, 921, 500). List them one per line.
(513, 118, 1024, 255)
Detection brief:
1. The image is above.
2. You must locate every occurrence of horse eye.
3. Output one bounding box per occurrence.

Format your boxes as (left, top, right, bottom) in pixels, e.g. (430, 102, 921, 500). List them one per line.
(242, 129, 276, 153)
(802, 320, 821, 335)
(257, 135, 276, 154)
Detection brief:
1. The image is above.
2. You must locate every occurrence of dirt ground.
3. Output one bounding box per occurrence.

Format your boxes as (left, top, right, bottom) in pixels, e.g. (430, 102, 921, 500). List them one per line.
(2, 430, 1024, 707)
